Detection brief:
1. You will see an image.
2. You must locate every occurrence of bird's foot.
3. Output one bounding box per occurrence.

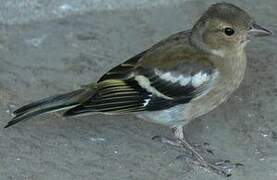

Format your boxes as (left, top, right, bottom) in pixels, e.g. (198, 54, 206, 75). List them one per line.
(152, 135, 243, 177)
(152, 135, 213, 155)
(177, 154, 243, 177)
(208, 160, 243, 177)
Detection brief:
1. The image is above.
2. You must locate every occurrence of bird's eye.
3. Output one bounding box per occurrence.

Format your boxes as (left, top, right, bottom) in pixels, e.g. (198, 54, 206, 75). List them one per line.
(224, 27, 235, 36)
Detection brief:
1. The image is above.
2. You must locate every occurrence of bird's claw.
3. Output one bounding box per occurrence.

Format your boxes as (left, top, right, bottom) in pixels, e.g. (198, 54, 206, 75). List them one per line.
(202, 159, 243, 177)
(177, 155, 242, 177)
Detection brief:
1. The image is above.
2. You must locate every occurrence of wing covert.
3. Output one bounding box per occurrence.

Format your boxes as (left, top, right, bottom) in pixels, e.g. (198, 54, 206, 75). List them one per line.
(64, 31, 219, 116)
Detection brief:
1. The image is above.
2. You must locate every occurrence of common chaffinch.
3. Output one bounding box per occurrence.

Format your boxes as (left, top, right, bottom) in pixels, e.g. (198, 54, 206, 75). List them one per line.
(5, 2, 272, 176)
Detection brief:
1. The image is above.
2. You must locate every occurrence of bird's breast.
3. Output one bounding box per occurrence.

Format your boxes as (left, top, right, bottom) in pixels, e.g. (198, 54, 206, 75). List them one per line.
(185, 50, 247, 120)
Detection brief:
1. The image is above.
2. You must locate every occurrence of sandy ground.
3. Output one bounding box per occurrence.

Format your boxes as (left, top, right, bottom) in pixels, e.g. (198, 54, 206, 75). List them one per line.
(0, 0, 277, 179)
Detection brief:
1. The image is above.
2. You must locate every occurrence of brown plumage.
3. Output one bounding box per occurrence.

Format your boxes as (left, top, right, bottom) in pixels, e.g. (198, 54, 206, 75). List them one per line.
(5, 2, 272, 177)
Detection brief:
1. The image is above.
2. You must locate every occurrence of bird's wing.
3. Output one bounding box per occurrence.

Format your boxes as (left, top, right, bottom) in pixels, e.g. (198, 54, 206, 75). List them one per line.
(64, 31, 218, 116)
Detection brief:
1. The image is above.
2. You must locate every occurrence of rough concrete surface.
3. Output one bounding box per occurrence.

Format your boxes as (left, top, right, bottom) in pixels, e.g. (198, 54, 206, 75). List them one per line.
(0, 0, 276, 180)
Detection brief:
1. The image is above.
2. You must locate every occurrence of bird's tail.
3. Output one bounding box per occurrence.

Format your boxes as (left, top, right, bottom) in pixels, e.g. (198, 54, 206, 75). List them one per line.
(5, 87, 95, 128)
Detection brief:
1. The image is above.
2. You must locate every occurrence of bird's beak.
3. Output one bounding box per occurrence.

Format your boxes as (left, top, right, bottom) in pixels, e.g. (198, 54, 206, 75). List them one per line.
(248, 23, 272, 38)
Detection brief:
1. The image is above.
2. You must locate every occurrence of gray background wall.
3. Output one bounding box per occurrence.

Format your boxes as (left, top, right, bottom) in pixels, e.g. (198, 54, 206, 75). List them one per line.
(0, 0, 276, 179)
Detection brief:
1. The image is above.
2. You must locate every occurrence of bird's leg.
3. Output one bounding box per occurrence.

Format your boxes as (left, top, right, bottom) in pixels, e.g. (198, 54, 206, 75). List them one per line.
(152, 126, 242, 176)
(172, 126, 208, 164)
(152, 132, 212, 154)
(171, 126, 242, 177)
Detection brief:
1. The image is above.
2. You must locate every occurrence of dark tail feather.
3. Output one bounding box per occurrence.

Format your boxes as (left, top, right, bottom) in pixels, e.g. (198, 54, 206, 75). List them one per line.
(13, 89, 83, 116)
(5, 89, 87, 128)
(5, 103, 77, 128)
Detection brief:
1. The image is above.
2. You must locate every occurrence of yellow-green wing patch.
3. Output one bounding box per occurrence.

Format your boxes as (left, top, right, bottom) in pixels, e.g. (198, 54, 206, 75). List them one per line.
(64, 79, 152, 116)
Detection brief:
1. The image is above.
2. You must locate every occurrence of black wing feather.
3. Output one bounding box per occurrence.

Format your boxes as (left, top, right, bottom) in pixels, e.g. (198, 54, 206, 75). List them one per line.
(64, 49, 216, 116)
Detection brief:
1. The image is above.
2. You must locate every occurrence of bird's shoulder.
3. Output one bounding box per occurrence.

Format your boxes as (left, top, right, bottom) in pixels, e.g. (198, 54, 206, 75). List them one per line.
(139, 30, 214, 77)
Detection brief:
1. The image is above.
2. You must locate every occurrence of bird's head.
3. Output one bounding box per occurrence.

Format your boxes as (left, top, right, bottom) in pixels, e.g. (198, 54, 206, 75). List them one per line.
(190, 3, 272, 55)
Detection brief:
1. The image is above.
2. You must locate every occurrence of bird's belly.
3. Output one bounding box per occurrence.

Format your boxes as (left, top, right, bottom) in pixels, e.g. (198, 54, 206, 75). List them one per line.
(186, 86, 236, 120)
(136, 83, 239, 127)
(136, 104, 191, 127)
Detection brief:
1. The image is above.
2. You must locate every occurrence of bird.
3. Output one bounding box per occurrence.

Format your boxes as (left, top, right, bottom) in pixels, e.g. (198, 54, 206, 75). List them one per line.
(5, 2, 272, 176)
